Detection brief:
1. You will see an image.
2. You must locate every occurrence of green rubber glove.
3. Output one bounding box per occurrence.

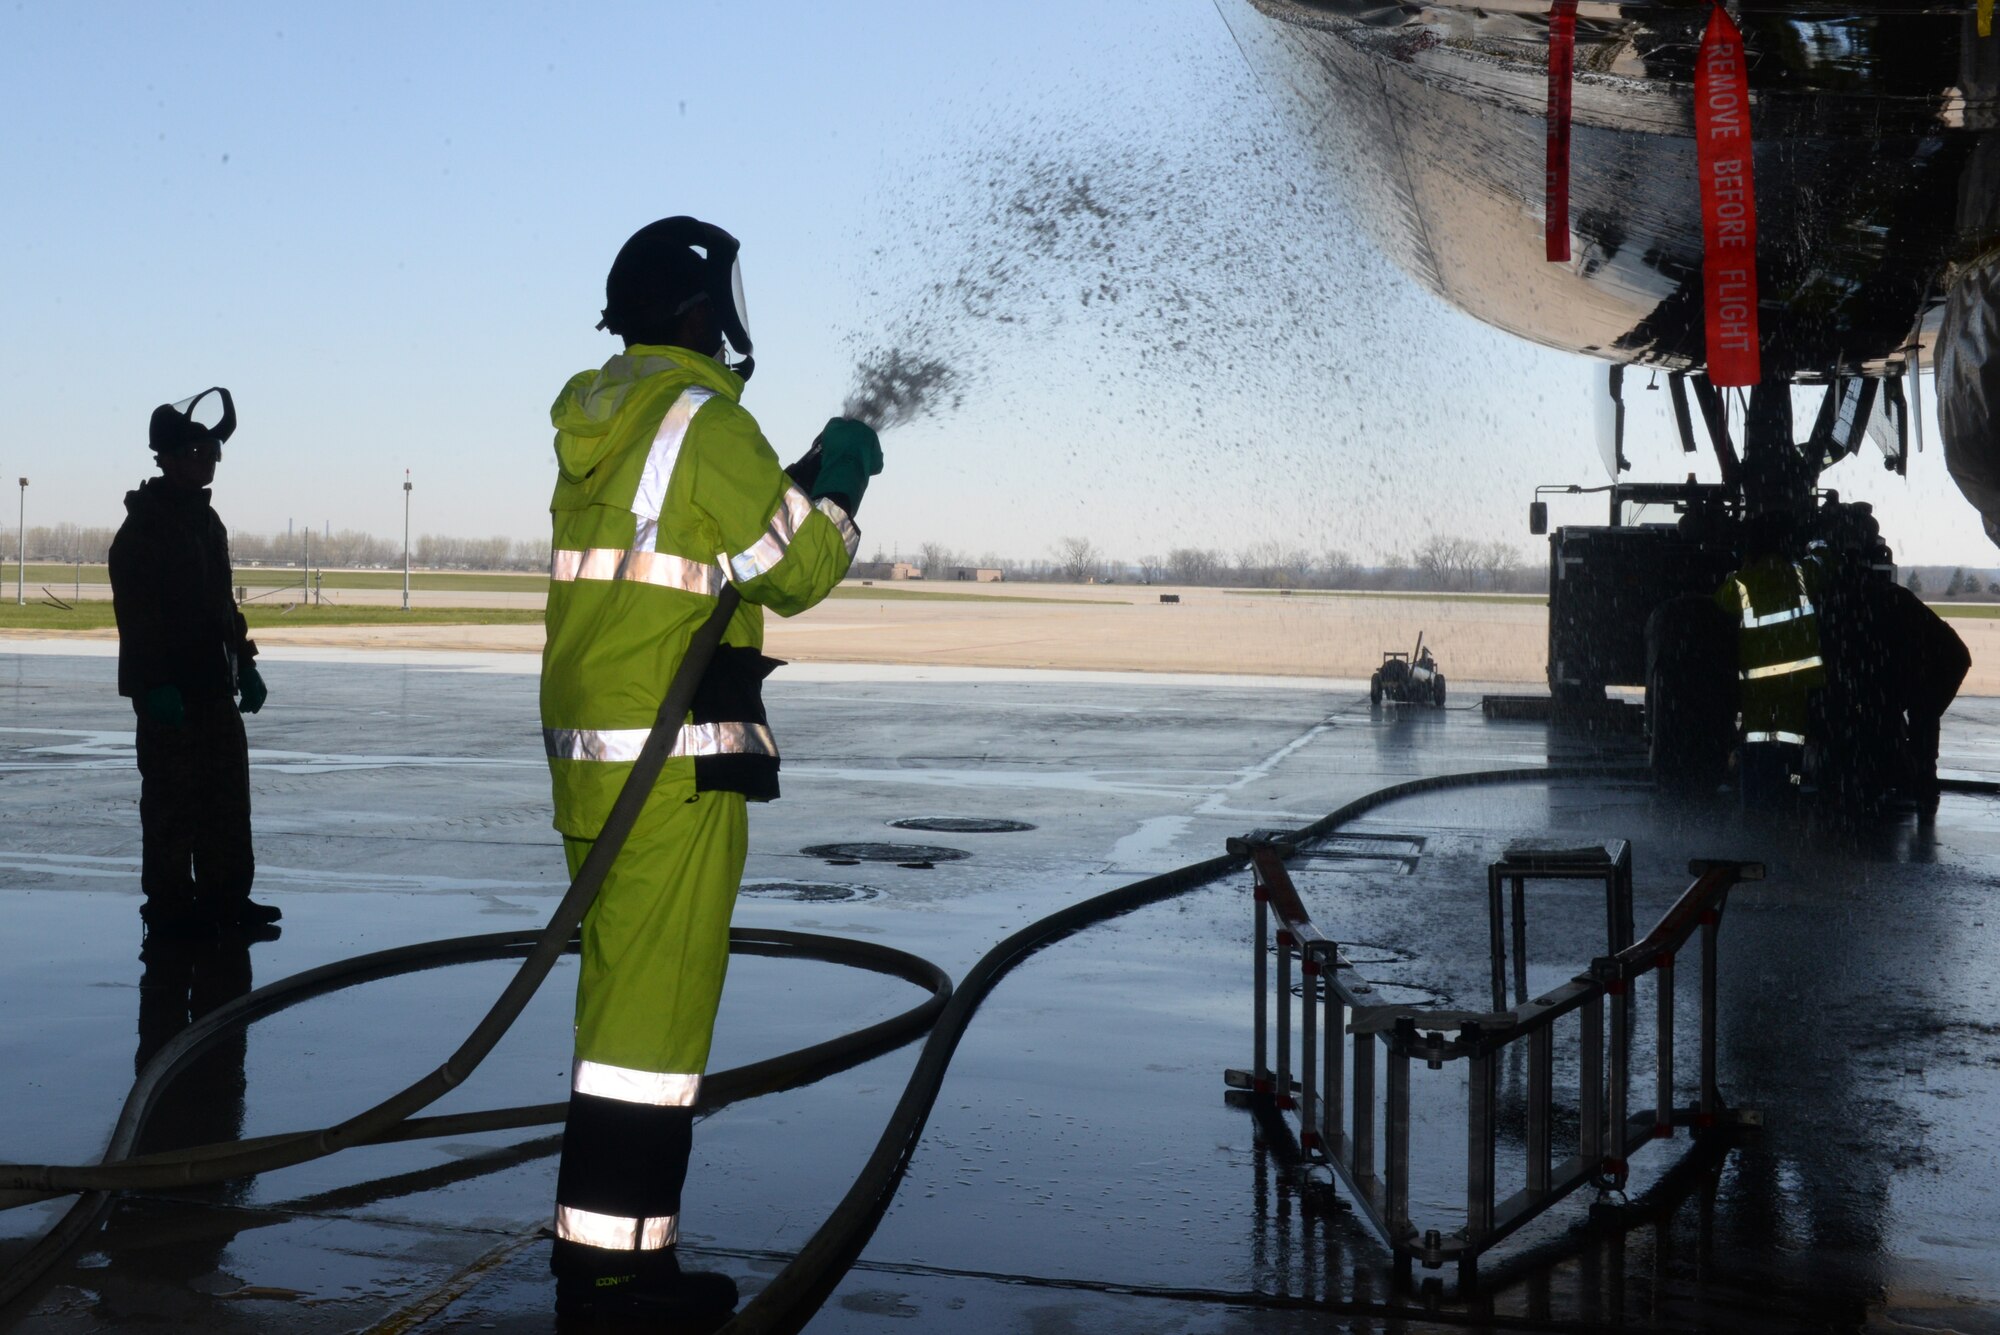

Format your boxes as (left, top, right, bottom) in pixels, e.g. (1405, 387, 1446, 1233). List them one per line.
(238, 662, 268, 715)
(810, 417, 883, 514)
(143, 684, 185, 727)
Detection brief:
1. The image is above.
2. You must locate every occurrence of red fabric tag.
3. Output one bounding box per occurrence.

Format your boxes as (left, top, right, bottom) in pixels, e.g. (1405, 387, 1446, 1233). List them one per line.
(1695, 4, 1760, 386)
(1544, 0, 1578, 263)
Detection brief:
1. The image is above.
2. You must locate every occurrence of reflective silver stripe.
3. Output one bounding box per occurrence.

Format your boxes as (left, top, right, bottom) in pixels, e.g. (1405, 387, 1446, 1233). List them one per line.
(728, 485, 816, 582)
(682, 721, 777, 757)
(1742, 599, 1815, 630)
(545, 727, 651, 762)
(555, 1205, 678, 1251)
(550, 547, 726, 597)
(573, 1060, 702, 1108)
(1744, 730, 1807, 745)
(815, 496, 861, 559)
(1741, 655, 1824, 682)
(633, 387, 714, 525)
(545, 721, 778, 763)
(549, 387, 724, 599)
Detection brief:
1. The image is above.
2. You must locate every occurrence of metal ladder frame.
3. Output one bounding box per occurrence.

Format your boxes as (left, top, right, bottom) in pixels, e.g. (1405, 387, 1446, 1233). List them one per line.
(1224, 839, 1761, 1282)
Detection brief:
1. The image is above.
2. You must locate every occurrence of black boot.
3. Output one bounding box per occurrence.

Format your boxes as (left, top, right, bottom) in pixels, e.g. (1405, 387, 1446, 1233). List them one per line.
(200, 898, 282, 930)
(552, 1243, 737, 1325)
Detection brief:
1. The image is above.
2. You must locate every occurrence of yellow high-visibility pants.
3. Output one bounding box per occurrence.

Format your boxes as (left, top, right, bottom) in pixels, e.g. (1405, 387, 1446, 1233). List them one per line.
(566, 789, 747, 1076)
(552, 789, 746, 1261)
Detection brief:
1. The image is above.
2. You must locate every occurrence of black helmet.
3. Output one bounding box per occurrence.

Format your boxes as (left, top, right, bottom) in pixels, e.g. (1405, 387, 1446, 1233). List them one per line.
(149, 387, 236, 455)
(598, 217, 754, 379)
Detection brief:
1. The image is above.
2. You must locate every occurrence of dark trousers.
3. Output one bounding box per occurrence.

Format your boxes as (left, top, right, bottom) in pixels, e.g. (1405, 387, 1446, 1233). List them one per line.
(1893, 587, 1971, 807)
(551, 1098, 695, 1277)
(135, 694, 254, 911)
(1739, 741, 1803, 814)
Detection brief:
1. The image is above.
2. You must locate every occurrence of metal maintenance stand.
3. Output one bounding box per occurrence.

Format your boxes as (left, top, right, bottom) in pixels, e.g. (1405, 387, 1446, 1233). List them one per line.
(1488, 840, 1634, 1011)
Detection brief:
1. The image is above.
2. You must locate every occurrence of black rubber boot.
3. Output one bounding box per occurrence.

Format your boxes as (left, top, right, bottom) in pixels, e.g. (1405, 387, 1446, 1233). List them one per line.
(552, 1243, 737, 1326)
(200, 899, 283, 930)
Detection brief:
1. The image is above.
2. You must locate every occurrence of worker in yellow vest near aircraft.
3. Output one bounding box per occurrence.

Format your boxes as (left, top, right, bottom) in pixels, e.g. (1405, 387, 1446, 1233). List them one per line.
(540, 216, 879, 1322)
(1716, 508, 1825, 811)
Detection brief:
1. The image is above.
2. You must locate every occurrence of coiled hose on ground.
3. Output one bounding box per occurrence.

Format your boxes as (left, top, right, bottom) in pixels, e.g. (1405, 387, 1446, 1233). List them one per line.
(721, 762, 1656, 1334)
(18, 679, 1974, 1329)
(1, 586, 754, 1315)
(0, 726, 1656, 1326)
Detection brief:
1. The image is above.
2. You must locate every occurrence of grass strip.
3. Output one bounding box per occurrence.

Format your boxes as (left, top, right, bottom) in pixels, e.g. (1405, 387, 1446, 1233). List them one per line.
(12, 565, 1130, 605)
(828, 586, 1126, 605)
(0, 604, 542, 632)
(7, 564, 544, 594)
(1225, 588, 1550, 606)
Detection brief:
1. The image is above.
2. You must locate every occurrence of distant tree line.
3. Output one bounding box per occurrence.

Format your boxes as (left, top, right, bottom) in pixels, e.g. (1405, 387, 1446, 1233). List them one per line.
(0, 523, 550, 572)
(890, 532, 1545, 593)
(1906, 566, 2000, 600)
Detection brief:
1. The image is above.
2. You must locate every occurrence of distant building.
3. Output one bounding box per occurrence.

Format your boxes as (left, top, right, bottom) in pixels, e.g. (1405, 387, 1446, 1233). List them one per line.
(946, 566, 1004, 582)
(850, 561, 923, 581)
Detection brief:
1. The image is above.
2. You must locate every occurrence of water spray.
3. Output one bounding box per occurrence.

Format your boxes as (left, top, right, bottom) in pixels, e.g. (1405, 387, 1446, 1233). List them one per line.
(841, 347, 962, 432)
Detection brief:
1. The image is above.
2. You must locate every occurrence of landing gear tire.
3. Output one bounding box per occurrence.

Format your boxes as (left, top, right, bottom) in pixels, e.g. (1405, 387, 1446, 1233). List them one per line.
(1645, 596, 1734, 796)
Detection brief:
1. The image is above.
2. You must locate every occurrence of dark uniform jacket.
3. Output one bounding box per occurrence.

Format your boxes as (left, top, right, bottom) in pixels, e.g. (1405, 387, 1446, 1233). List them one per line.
(109, 479, 255, 701)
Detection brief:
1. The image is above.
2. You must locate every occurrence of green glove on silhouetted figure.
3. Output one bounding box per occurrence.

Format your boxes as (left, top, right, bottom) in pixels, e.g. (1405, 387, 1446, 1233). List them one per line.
(238, 662, 268, 715)
(142, 684, 185, 727)
(810, 417, 883, 515)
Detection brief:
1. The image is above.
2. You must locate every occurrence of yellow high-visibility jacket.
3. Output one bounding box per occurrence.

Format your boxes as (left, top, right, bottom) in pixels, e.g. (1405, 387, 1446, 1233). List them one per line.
(540, 345, 857, 836)
(1715, 555, 1825, 746)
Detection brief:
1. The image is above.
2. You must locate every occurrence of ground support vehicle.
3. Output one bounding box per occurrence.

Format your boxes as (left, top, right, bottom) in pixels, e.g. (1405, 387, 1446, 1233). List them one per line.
(1371, 633, 1445, 707)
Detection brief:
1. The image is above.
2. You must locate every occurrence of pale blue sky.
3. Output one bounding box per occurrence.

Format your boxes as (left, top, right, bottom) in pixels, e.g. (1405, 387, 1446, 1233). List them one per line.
(2, 1, 1990, 567)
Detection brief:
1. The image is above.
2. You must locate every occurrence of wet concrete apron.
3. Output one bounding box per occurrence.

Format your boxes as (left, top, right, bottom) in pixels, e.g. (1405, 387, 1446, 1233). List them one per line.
(1, 650, 1996, 1333)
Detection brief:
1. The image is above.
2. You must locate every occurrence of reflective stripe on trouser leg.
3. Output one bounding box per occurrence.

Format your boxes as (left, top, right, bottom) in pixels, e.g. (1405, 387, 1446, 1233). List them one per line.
(551, 789, 748, 1253)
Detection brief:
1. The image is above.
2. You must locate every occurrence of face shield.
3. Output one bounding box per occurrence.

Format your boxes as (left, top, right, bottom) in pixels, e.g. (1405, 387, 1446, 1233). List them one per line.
(173, 387, 236, 441)
(728, 256, 750, 356)
(150, 386, 236, 456)
(687, 225, 753, 379)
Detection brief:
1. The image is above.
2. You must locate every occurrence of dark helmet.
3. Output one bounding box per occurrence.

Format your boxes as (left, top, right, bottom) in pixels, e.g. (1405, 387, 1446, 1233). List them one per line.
(149, 387, 236, 455)
(598, 217, 754, 378)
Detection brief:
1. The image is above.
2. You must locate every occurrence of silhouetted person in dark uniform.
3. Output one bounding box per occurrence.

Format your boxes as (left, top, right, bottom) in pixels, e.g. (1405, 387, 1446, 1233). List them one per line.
(1883, 580, 1970, 819)
(1808, 502, 1969, 822)
(109, 388, 278, 937)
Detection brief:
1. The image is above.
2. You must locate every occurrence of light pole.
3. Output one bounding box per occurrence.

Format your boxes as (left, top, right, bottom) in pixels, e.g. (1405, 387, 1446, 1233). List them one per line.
(402, 470, 412, 612)
(15, 478, 26, 607)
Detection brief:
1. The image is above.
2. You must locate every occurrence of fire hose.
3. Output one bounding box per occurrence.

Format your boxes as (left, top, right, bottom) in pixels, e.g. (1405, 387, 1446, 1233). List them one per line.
(7, 626, 1987, 1330)
(1, 586, 766, 1312)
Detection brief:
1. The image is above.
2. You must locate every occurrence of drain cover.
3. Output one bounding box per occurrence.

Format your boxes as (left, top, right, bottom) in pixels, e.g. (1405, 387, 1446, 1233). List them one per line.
(800, 842, 970, 865)
(889, 817, 1036, 834)
(1297, 832, 1426, 875)
(740, 880, 879, 903)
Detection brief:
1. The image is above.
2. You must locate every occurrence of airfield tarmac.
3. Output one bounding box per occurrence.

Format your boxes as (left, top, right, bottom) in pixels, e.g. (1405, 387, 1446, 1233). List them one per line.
(2, 643, 1999, 1333)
